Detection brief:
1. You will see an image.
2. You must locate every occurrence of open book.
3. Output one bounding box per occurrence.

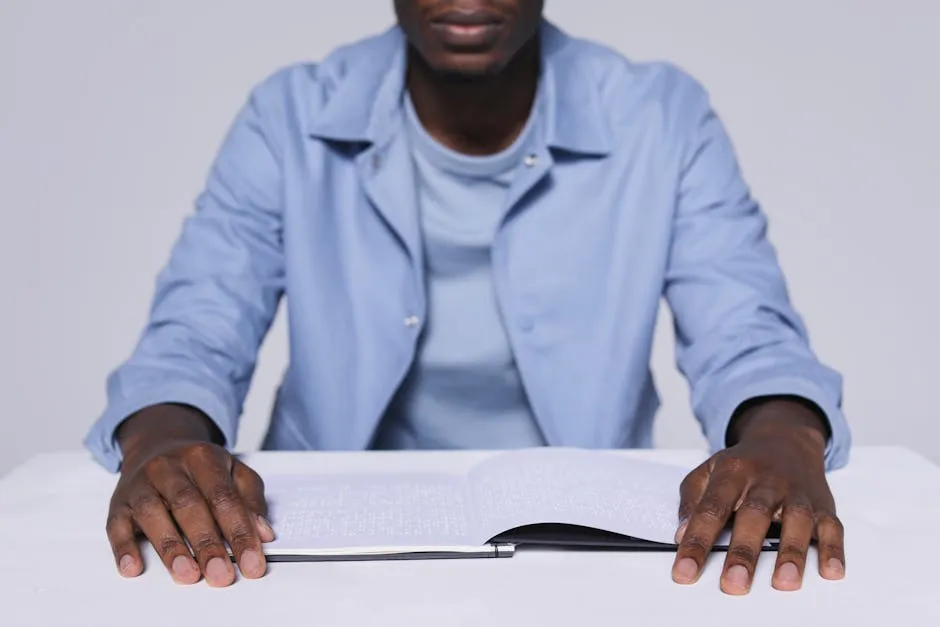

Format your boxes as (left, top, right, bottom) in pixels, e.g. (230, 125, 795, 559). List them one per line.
(261, 448, 777, 561)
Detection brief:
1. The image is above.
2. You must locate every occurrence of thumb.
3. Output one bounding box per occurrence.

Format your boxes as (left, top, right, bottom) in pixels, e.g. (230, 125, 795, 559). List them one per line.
(676, 461, 710, 543)
(232, 459, 274, 542)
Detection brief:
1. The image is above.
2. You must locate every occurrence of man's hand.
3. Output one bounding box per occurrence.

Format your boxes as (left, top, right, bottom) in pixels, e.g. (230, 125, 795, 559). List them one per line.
(672, 398, 845, 595)
(106, 405, 275, 587)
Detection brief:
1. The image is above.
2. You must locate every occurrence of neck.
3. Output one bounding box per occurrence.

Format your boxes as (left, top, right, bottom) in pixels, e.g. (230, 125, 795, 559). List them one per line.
(406, 38, 540, 156)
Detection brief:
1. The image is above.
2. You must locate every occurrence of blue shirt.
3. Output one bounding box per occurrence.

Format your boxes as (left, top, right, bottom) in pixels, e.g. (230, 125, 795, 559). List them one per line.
(372, 94, 545, 450)
(84, 22, 851, 472)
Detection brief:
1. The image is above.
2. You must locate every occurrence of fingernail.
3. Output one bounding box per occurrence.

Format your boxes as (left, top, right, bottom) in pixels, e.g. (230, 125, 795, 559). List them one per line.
(776, 562, 801, 589)
(240, 550, 266, 578)
(673, 558, 699, 584)
(256, 515, 276, 542)
(172, 555, 196, 582)
(724, 565, 749, 593)
(825, 558, 845, 578)
(205, 557, 232, 587)
(119, 555, 136, 576)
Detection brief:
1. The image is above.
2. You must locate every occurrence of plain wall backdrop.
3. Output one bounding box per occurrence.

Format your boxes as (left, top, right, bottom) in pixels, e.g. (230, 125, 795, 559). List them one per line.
(2, 0, 938, 476)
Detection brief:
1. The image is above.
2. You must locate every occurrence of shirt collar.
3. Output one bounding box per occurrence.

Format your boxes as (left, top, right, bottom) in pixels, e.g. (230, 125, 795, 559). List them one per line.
(307, 21, 613, 156)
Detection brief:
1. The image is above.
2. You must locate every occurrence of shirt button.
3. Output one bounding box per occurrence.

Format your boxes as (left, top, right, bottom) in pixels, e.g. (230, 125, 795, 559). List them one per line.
(404, 315, 421, 328)
(372, 153, 382, 171)
(518, 317, 535, 332)
(523, 153, 538, 168)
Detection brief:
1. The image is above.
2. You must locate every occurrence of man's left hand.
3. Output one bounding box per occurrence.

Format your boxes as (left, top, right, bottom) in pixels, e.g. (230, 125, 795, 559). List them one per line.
(671, 398, 846, 594)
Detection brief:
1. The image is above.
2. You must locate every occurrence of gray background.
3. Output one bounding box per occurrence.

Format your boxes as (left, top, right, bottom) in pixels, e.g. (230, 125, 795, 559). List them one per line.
(1, 0, 937, 476)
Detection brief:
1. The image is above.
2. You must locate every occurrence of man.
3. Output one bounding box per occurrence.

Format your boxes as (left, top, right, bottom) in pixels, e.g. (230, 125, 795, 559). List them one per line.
(86, 0, 850, 596)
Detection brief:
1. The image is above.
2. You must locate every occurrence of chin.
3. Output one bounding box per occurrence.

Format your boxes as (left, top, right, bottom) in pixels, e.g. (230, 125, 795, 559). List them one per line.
(425, 52, 510, 78)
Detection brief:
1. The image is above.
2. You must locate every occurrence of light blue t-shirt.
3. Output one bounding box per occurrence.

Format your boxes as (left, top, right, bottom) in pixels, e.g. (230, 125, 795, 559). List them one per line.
(373, 94, 547, 449)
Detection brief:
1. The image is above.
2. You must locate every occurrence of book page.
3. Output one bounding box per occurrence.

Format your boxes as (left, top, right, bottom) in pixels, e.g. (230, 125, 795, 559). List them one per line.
(469, 449, 689, 545)
(262, 473, 479, 552)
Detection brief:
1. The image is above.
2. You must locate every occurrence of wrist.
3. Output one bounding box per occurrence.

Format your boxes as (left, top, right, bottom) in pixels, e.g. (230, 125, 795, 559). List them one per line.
(117, 404, 222, 463)
(728, 396, 829, 450)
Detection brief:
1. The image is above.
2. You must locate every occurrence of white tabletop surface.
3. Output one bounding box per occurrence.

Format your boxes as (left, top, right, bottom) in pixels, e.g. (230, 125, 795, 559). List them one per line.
(1, 446, 938, 626)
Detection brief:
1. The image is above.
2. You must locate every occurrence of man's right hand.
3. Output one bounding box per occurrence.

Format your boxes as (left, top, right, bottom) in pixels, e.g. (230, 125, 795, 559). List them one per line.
(106, 404, 274, 587)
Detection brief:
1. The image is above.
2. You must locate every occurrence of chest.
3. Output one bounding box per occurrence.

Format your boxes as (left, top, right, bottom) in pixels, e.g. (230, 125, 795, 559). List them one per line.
(281, 127, 681, 334)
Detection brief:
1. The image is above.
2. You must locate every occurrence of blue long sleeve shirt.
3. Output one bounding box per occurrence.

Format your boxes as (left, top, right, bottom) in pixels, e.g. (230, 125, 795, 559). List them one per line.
(84, 22, 851, 472)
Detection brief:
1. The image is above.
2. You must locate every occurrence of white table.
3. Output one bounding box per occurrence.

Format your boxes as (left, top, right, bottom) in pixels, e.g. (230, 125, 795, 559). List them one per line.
(1, 446, 937, 626)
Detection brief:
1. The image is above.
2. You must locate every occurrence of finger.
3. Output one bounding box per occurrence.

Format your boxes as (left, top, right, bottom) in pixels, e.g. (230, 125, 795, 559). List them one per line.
(254, 514, 276, 544)
(153, 469, 233, 587)
(233, 460, 275, 543)
(233, 460, 268, 516)
(189, 451, 266, 580)
(676, 462, 710, 543)
(721, 483, 780, 595)
(106, 506, 143, 578)
(773, 499, 815, 591)
(815, 511, 846, 580)
(674, 467, 747, 585)
(129, 489, 201, 585)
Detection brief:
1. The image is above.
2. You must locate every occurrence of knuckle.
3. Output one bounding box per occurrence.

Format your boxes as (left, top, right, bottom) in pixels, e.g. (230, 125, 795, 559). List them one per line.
(778, 542, 808, 562)
(740, 498, 774, 517)
(719, 455, 748, 474)
(785, 501, 815, 521)
(227, 527, 256, 551)
(168, 484, 204, 511)
(680, 463, 708, 490)
(105, 508, 131, 534)
(678, 472, 698, 493)
(128, 490, 163, 515)
(817, 512, 845, 533)
(142, 455, 174, 480)
(207, 485, 240, 511)
(191, 535, 222, 558)
(111, 542, 136, 559)
(680, 535, 711, 555)
(695, 497, 731, 523)
(185, 441, 221, 464)
(727, 545, 759, 565)
(157, 536, 184, 558)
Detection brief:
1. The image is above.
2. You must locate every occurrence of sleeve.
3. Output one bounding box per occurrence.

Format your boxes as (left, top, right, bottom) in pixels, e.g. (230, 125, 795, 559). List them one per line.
(84, 77, 287, 472)
(664, 77, 851, 471)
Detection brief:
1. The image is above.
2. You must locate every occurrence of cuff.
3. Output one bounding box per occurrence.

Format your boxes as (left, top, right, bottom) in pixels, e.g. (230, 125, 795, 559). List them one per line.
(83, 380, 239, 473)
(698, 375, 851, 471)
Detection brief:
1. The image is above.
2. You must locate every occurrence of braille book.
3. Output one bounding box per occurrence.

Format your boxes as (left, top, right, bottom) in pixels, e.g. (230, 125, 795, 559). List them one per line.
(258, 448, 776, 561)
